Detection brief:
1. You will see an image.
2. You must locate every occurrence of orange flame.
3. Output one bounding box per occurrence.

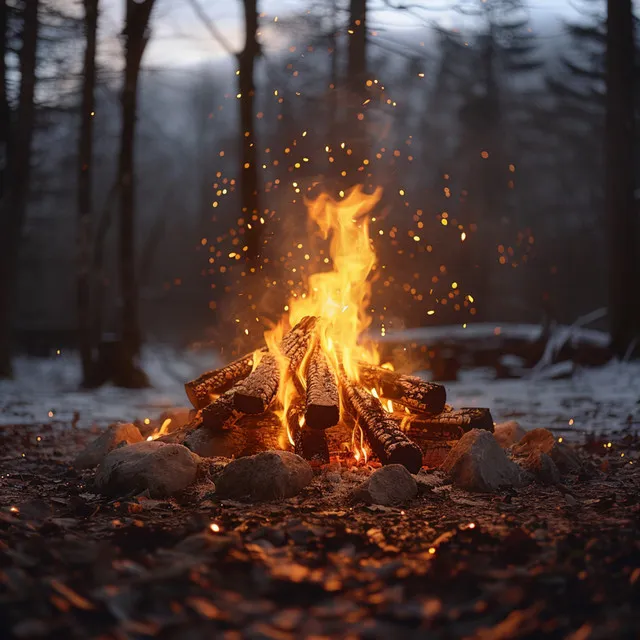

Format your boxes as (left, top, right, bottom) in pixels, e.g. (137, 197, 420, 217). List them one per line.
(267, 185, 385, 462)
(287, 185, 383, 379)
(146, 417, 173, 441)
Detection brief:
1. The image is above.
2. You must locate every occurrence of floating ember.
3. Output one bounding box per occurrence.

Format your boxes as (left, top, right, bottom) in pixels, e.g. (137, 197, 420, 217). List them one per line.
(181, 187, 494, 471)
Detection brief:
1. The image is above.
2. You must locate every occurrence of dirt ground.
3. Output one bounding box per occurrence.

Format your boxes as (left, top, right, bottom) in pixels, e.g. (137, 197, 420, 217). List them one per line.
(1, 421, 639, 639)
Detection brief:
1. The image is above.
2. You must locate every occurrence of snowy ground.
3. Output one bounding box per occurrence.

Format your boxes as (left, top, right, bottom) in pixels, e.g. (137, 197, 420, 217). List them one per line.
(0, 344, 638, 439)
(445, 364, 640, 438)
(0, 346, 219, 428)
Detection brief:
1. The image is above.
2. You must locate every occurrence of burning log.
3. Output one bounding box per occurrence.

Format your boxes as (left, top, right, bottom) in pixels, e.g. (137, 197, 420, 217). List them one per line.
(201, 390, 242, 431)
(358, 363, 446, 415)
(404, 407, 494, 435)
(340, 373, 423, 473)
(234, 316, 318, 414)
(287, 399, 330, 464)
(181, 411, 286, 458)
(305, 343, 340, 429)
(184, 349, 266, 410)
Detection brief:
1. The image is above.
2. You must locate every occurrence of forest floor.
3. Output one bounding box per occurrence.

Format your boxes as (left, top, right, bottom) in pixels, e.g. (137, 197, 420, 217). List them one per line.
(1, 350, 639, 638)
(0, 420, 639, 639)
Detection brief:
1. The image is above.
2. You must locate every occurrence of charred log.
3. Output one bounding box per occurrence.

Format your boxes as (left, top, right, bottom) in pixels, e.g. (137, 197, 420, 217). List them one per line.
(358, 363, 446, 415)
(234, 316, 317, 414)
(305, 343, 340, 429)
(397, 408, 494, 440)
(288, 398, 330, 464)
(411, 407, 494, 433)
(185, 348, 266, 410)
(201, 390, 243, 431)
(340, 374, 423, 473)
(232, 354, 280, 414)
(400, 416, 464, 441)
(181, 411, 285, 458)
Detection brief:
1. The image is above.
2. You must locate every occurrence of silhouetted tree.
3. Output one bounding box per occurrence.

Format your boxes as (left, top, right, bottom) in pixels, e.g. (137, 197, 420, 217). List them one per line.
(0, 3, 7, 193)
(0, 0, 40, 378)
(452, 1, 541, 320)
(238, 0, 261, 265)
(116, 0, 155, 387)
(78, 0, 98, 386)
(344, 0, 368, 186)
(606, 0, 639, 355)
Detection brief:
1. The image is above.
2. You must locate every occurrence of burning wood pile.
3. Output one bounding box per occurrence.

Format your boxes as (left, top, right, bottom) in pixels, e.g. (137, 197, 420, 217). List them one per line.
(178, 187, 493, 471)
(182, 323, 493, 472)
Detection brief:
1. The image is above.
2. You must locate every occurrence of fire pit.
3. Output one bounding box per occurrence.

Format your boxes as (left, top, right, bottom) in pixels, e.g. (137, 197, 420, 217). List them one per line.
(170, 187, 494, 470)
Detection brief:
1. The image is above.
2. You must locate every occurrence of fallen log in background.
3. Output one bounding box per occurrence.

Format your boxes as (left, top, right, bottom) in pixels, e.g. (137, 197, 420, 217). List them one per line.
(185, 349, 266, 410)
(406, 407, 494, 434)
(358, 363, 446, 415)
(399, 415, 464, 441)
(305, 343, 340, 429)
(340, 373, 423, 473)
(234, 316, 318, 414)
(287, 398, 330, 464)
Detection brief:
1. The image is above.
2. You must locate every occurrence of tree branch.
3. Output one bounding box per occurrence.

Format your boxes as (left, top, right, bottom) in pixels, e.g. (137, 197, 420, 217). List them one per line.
(184, 0, 235, 56)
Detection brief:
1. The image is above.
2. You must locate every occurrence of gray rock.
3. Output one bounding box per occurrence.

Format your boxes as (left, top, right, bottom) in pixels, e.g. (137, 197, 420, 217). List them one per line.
(183, 426, 242, 458)
(415, 470, 446, 491)
(354, 464, 418, 506)
(215, 450, 313, 502)
(493, 421, 527, 449)
(441, 429, 530, 492)
(95, 441, 200, 498)
(519, 452, 561, 485)
(74, 423, 144, 469)
(514, 428, 582, 473)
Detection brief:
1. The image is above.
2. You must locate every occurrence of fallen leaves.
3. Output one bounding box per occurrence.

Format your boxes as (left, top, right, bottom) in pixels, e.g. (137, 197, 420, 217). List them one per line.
(0, 421, 638, 638)
(50, 579, 94, 610)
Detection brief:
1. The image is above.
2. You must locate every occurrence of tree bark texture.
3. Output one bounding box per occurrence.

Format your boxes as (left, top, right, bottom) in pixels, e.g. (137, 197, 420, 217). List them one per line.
(0, 0, 39, 378)
(238, 0, 261, 264)
(117, 0, 155, 381)
(606, 0, 639, 356)
(340, 372, 423, 473)
(78, 0, 99, 386)
(233, 316, 317, 414)
(304, 342, 340, 429)
(185, 348, 266, 410)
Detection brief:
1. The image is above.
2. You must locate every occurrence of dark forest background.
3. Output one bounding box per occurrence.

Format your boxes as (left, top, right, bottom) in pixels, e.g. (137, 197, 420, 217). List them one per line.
(0, 0, 638, 387)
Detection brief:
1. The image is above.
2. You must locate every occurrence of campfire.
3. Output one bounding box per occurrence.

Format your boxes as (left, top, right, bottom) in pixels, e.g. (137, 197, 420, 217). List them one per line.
(178, 186, 494, 471)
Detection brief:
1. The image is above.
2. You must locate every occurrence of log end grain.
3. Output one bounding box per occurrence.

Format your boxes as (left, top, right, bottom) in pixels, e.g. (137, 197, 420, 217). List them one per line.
(294, 427, 330, 465)
(233, 393, 267, 414)
(386, 440, 423, 474)
(424, 383, 447, 415)
(460, 408, 494, 432)
(305, 404, 340, 430)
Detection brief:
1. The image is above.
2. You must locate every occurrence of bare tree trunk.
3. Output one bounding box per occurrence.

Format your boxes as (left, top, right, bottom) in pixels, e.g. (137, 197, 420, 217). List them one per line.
(606, 0, 638, 356)
(348, 0, 367, 85)
(344, 0, 367, 187)
(116, 0, 155, 387)
(0, 1, 8, 193)
(238, 0, 261, 264)
(0, 0, 39, 378)
(78, 0, 99, 386)
(0, 1, 10, 377)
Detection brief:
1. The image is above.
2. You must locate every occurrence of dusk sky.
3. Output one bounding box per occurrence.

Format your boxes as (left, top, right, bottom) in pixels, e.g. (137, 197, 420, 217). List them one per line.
(97, 0, 585, 69)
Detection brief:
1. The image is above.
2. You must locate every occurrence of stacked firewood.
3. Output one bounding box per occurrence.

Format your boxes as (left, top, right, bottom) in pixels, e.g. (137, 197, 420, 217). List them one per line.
(183, 316, 494, 472)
